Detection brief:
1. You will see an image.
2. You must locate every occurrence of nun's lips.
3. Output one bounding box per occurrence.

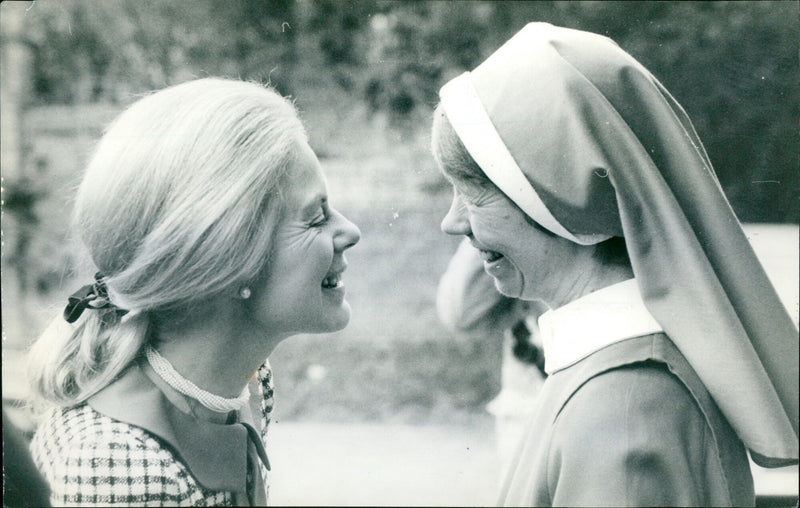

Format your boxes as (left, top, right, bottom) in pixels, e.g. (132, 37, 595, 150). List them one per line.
(480, 249, 503, 263)
(469, 238, 504, 263)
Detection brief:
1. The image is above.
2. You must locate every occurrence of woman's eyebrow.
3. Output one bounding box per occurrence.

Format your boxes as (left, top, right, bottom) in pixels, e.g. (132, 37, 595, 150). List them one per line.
(299, 194, 327, 216)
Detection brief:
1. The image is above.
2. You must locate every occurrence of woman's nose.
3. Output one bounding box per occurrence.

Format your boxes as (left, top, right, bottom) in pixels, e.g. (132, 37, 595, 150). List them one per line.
(333, 211, 361, 251)
(441, 192, 470, 236)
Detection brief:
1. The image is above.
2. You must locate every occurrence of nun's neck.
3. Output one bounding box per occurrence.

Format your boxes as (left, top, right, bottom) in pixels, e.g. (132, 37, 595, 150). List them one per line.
(546, 255, 634, 311)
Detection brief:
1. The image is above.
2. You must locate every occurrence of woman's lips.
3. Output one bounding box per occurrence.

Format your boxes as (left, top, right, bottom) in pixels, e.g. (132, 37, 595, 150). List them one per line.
(322, 261, 348, 289)
(322, 273, 343, 289)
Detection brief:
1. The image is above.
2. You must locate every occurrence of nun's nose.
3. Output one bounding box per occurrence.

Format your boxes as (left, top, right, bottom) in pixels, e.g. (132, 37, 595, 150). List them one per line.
(441, 191, 471, 236)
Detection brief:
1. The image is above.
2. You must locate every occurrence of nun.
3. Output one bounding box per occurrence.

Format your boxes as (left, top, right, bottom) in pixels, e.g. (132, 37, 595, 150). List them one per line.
(432, 23, 798, 507)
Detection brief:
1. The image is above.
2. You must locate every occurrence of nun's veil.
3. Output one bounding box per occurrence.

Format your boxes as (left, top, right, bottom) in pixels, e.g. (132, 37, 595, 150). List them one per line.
(439, 23, 798, 467)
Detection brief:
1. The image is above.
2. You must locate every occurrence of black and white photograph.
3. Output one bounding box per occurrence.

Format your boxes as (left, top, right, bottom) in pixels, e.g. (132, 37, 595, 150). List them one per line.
(2, 1, 798, 506)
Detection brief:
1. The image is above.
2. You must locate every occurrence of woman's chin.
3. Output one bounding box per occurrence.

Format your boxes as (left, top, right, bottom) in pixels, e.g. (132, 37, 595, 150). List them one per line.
(317, 302, 352, 333)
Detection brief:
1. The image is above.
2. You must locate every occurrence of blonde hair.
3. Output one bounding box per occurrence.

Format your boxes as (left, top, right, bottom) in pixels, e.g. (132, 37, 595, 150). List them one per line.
(28, 78, 306, 407)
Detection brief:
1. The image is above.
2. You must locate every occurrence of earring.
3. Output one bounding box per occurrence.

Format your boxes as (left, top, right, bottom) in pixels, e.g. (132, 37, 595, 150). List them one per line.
(239, 287, 252, 299)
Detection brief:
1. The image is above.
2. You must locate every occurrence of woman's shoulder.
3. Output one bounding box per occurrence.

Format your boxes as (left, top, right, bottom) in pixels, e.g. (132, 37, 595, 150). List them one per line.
(31, 403, 175, 482)
(33, 403, 155, 451)
(31, 403, 233, 506)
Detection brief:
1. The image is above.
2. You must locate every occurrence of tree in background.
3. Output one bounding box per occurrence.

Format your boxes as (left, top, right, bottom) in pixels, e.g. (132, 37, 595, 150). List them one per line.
(5, 0, 798, 234)
(361, 1, 799, 222)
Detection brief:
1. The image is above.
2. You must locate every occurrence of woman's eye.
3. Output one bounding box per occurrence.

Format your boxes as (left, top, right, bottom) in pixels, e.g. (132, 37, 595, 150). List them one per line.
(310, 209, 328, 227)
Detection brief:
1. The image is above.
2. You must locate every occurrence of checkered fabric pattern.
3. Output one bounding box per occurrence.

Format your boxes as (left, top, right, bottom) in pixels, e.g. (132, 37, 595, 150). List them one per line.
(255, 364, 274, 443)
(254, 363, 274, 500)
(30, 365, 274, 507)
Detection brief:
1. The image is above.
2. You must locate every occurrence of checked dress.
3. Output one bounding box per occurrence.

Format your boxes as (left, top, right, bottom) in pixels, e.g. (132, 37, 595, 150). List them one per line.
(30, 364, 274, 506)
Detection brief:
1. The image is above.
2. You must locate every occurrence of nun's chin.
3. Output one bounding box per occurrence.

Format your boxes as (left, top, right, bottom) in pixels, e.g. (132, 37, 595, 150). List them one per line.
(487, 259, 525, 299)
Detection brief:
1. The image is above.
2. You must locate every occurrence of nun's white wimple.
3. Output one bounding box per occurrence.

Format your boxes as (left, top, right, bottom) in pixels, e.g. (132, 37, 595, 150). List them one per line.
(439, 72, 610, 245)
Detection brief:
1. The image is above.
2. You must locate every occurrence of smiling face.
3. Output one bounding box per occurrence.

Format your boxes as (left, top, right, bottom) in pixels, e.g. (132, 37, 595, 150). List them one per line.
(248, 140, 361, 336)
(440, 180, 586, 304)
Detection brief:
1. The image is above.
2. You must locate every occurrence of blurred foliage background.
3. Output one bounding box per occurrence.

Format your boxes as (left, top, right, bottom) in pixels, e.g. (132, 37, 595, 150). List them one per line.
(2, 0, 798, 425)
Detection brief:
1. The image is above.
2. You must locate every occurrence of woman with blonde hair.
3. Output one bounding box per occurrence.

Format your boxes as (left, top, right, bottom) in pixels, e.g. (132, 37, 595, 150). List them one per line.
(27, 77, 360, 506)
(433, 23, 797, 506)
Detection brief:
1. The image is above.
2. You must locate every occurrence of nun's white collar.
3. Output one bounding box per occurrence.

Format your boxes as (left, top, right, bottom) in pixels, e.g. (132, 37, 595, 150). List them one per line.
(539, 279, 663, 375)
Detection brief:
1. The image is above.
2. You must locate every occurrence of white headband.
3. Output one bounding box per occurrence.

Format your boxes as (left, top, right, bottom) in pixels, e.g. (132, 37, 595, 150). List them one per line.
(439, 72, 611, 245)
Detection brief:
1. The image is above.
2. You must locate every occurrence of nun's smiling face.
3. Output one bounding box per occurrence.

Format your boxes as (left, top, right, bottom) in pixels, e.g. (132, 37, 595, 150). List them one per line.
(440, 181, 585, 304)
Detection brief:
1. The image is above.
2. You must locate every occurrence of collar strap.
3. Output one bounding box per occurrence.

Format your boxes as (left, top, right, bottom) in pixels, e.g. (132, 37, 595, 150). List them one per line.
(145, 344, 250, 413)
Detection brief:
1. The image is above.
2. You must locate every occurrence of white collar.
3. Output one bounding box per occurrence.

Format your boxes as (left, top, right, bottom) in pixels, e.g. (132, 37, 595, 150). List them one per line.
(539, 279, 663, 374)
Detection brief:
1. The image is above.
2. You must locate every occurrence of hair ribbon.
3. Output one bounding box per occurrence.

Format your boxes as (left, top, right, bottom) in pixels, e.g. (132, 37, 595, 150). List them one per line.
(63, 272, 127, 323)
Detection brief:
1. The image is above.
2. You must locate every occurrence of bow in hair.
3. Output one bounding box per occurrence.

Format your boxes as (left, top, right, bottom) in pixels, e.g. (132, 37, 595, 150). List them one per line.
(63, 272, 127, 323)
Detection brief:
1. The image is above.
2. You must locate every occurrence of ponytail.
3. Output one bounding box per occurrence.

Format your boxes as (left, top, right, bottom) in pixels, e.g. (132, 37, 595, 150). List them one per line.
(27, 309, 149, 408)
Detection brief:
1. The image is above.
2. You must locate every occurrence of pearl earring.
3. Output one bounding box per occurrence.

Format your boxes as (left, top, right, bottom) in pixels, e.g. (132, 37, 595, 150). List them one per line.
(239, 287, 252, 299)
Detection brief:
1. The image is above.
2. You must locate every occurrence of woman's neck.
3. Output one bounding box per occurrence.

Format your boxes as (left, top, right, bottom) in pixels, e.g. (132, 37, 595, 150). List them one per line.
(149, 298, 281, 399)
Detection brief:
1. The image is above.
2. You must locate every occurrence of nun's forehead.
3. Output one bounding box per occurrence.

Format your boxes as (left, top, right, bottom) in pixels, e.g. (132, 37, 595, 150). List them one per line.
(439, 23, 650, 245)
